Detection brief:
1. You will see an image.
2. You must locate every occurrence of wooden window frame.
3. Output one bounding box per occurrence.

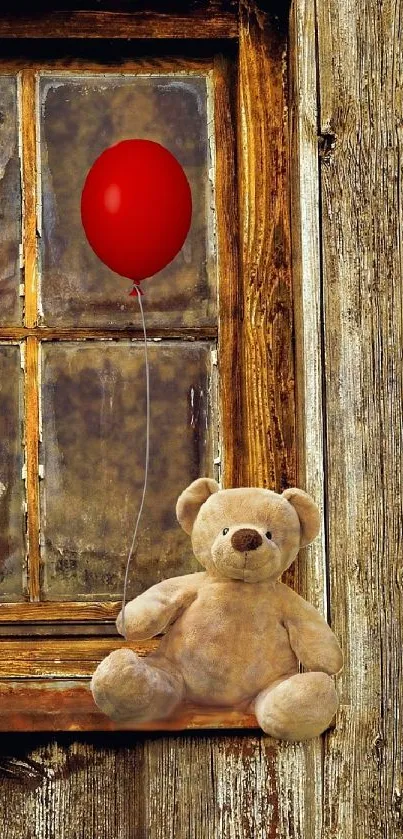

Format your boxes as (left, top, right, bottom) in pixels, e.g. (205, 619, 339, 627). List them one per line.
(1, 51, 228, 616)
(0, 0, 303, 732)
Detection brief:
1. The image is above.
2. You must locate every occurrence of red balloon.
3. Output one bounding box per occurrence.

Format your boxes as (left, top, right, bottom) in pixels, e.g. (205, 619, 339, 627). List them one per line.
(81, 139, 192, 291)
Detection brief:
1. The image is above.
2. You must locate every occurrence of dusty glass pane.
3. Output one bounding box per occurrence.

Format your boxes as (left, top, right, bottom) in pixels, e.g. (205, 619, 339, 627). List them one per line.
(38, 74, 216, 328)
(0, 344, 25, 601)
(0, 76, 22, 325)
(40, 341, 216, 600)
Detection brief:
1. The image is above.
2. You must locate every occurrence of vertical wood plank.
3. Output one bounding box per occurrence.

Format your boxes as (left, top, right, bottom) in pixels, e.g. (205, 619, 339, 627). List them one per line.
(289, 0, 327, 618)
(227, 4, 324, 838)
(21, 68, 40, 600)
(20, 70, 38, 328)
(238, 0, 296, 492)
(316, 0, 403, 836)
(0, 733, 325, 839)
(25, 337, 40, 601)
(287, 3, 327, 835)
(213, 55, 243, 488)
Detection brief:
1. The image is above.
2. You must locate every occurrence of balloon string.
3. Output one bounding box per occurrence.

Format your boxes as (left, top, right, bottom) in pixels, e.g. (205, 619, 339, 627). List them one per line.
(121, 284, 150, 639)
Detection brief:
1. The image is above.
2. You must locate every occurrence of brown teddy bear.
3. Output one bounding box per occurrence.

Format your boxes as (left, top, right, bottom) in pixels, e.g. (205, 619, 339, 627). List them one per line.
(91, 479, 343, 740)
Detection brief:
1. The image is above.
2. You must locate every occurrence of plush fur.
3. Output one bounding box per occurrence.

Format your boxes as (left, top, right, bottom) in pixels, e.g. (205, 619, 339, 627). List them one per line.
(91, 480, 343, 740)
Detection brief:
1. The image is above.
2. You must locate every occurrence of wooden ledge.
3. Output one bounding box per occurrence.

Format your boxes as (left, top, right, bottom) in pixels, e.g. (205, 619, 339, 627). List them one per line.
(0, 681, 336, 734)
(0, 637, 156, 678)
(0, 681, 258, 732)
(0, 10, 239, 40)
(0, 638, 337, 732)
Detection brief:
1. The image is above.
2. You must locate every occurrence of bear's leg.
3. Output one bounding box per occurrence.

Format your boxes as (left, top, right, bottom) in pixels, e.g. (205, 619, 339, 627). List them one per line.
(91, 649, 184, 723)
(254, 672, 339, 741)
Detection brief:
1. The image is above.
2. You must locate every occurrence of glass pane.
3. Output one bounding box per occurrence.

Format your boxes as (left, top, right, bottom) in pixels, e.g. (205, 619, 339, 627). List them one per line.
(40, 341, 216, 600)
(0, 344, 25, 601)
(38, 74, 216, 328)
(0, 76, 22, 325)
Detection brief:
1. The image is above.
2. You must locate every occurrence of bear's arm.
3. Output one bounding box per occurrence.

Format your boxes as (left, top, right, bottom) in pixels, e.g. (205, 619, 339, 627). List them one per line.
(281, 585, 343, 675)
(115, 573, 205, 641)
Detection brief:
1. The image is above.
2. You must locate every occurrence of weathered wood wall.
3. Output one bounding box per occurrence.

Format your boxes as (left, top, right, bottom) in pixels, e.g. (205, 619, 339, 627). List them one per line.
(317, 0, 403, 835)
(0, 0, 402, 836)
(0, 732, 323, 838)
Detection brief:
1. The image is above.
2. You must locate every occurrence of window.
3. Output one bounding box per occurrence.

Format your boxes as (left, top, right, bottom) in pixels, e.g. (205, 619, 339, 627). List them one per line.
(0, 3, 295, 731)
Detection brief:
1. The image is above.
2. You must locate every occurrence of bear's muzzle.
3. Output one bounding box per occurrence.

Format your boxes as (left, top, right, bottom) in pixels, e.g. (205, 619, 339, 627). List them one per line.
(231, 528, 263, 552)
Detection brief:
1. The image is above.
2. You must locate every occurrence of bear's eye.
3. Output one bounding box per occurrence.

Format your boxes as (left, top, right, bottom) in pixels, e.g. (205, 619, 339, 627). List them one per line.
(222, 528, 229, 536)
(266, 531, 272, 540)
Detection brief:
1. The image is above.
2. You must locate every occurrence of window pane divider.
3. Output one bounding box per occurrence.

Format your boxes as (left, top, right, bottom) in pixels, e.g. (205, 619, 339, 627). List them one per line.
(20, 70, 41, 602)
(20, 68, 38, 329)
(213, 54, 242, 487)
(0, 327, 218, 340)
(25, 337, 40, 601)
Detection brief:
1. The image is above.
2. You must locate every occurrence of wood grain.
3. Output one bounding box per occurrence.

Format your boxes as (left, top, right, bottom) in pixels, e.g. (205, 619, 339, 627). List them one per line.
(0, 56, 214, 74)
(0, 9, 238, 39)
(0, 638, 155, 680)
(0, 637, 155, 660)
(0, 733, 326, 839)
(24, 337, 40, 601)
(289, 0, 327, 615)
(21, 72, 40, 600)
(285, 5, 329, 834)
(316, 0, 403, 836)
(20, 70, 38, 329)
(0, 682, 259, 732)
(0, 601, 121, 622)
(206, 4, 323, 838)
(238, 0, 296, 493)
(0, 1, 399, 836)
(0, 327, 218, 340)
(213, 54, 243, 487)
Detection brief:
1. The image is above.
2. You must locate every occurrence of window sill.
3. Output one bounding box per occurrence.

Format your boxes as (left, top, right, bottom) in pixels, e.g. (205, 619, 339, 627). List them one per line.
(0, 637, 259, 731)
(0, 637, 338, 732)
(0, 680, 259, 733)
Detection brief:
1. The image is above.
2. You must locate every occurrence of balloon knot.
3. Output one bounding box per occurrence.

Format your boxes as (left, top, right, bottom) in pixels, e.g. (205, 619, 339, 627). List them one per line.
(129, 284, 143, 297)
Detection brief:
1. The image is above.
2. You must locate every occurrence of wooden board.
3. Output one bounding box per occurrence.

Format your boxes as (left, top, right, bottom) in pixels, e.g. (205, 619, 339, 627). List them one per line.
(214, 53, 243, 487)
(0, 681, 259, 733)
(24, 338, 40, 601)
(238, 1, 295, 495)
(21, 71, 38, 330)
(289, 0, 327, 615)
(0, 327, 218, 340)
(0, 731, 323, 838)
(316, 0, 403, 836)
(0, 6, 238, 40)
(0, 601, 121, 623)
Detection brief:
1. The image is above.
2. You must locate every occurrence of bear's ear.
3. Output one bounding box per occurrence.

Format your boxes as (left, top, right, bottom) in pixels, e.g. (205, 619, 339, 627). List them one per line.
(282, 487, 320, 547)
(176, 478, 220, 535)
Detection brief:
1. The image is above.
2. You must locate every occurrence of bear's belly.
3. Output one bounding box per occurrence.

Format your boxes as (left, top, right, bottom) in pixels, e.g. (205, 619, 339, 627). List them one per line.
(155, 588, 298, 706)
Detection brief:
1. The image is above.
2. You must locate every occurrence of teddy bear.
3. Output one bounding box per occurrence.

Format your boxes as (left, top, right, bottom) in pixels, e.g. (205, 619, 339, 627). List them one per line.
(91, 479, 343, 740)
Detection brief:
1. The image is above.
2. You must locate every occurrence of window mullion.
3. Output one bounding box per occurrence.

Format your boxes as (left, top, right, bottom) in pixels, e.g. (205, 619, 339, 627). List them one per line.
(25, 336, 41, 601)
(20, 68, 38, 329)
(20, 68, 41, 601)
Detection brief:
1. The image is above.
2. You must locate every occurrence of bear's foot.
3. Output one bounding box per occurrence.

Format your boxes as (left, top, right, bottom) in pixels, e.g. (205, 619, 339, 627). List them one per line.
(254, 672, 339, 741)
(91, 648, 184, 723)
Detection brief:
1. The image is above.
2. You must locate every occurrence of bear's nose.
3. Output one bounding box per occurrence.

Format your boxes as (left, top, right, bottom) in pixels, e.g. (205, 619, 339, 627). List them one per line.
(231, 528, 262, 552)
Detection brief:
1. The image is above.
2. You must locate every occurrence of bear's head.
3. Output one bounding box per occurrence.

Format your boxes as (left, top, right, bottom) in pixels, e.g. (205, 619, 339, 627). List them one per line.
(176, 479, 320, 582)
